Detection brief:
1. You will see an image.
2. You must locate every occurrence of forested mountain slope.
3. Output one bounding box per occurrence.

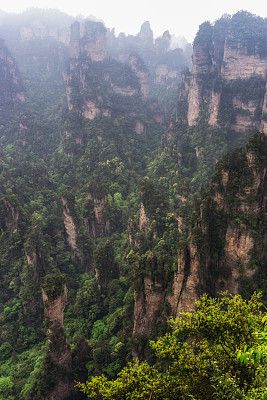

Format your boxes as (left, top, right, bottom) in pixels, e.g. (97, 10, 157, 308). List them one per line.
(0, 9, 266, 400)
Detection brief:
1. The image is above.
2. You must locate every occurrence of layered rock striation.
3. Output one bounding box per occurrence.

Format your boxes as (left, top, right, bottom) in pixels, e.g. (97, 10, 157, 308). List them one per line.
(186, 12, 267, 131)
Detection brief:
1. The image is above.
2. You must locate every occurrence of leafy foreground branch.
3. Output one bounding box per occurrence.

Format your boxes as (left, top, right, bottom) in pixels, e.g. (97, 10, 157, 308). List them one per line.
(76, 292, 267, 399)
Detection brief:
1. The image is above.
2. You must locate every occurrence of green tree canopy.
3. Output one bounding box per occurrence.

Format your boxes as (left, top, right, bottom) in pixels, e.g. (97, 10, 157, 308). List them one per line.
(77, 292, 267, 400)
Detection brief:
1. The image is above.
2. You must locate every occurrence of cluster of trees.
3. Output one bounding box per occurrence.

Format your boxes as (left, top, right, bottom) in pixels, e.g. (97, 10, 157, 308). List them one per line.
(77, 293, 267, 399)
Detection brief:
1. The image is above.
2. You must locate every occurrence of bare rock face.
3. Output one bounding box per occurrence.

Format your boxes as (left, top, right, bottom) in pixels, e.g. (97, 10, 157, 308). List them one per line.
(221, 46, 267, 81)
(41, 275, 72, 400)
(62, 198, 83, 262)
(86, 193, 110, 237)
(42, 284, 68, 353)
(208, 90, 221, 126)
(69, 21, 80, 59)
(138, 21, 153, 48)
(129, 55, 150, 98)
(0, 39, 24, 112)
(186, 13, 267, 131)
(223, 227, 255, 293)
(134, 120, 146, 135)
(67, 21, 108, 118)
(19, 22, 70, 45)
(133, 276, 165, 336)
(132, 253, 166, 357)
(138, 203, 149, 233)
(82, 20, 107, 62)
(167, 245, 206, 316)
(82, 100, 101, 119)
(0, 198, 19, 234)
(112, 85, 138, 96)
(187, 75, 202, 126)
(133, 134, 266, 351)
(177, 133, 266, 306)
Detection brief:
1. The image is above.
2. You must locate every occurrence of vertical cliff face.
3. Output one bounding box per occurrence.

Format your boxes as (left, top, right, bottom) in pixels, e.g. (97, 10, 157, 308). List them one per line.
(62, 198, 83, 263)
(138, 203, 150, 233)
(42, 282, 69, 363)
(86, 193, 110, 237)
(0, 9, 73, 45)
(0, 198, 19, 234)
(67, 20, 144, 120)
(167, 244, 209, 315)
(132, 252, 168, 358)
(0, 39, 24, 120)
(69, 20, 80, 59)
(186, 12, 267, 131)
(129, 54, 150, 98)
(69, 20, 107, 62)
(174, 133, 266, 306)
(41, 274, 72, 400)
(82, 20, 107, 62)
(132, 133, 266, 352)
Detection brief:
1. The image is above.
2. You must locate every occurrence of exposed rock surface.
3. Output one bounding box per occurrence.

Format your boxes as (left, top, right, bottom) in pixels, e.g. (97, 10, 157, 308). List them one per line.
(19, 23, 70, 45)
(0, 9, 73, 46)
(132, 253, 166, 357)
(186, 13, 267, 131)
(0, 39, 24, 113)
(62, 198, 83, 262)
(133, 276, 165, 336)
(67, 21, 145, 120)
(133, 133, 267, 352)
(184, 133, 266, 299)
(86, 193, 110, 237)
(82, 20, 106, 62)
(138, 203, 149, 233)
(129, 54, 150, 98)
(135, 121, 146, 135)
(69, 20, 80, 59)
(69, 20, 106, 61)
(112, 85, 138, 96)
(42, 280, 72, 400)
(0, 199, 19, 233)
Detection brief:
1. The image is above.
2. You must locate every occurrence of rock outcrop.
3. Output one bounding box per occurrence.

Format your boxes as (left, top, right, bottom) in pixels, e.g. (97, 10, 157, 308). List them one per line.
(41, 274, 72, 400)
(19, 23, 70, 45)
(0, 9, 73, 46)
(86, 193, 110, 237)
(69, 20, 106, 61)
(174, 132, 266, 307)
(133, 133, 267, 351)
(67, 20, 144, 120)
(129, 54, 150, 98)
(132, 252, 167, 358)
(82, 20, 107, 62)
(154, 63, 179, 87)
(186, 12, 267, 131)
(138, 203, 149, 233)
(0, 39, 24, 117)
(62, 198, 83, 263)
(0, 198, 19, 233)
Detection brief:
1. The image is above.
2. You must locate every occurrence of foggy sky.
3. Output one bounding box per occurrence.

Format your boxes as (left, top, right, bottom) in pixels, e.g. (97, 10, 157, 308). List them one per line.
(1, 0, 266, 42)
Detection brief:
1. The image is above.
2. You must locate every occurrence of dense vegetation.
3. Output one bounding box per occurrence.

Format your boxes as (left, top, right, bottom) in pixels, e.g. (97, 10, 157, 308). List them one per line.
(0, 8, 266, 400)
(77, 293, 267, 399)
